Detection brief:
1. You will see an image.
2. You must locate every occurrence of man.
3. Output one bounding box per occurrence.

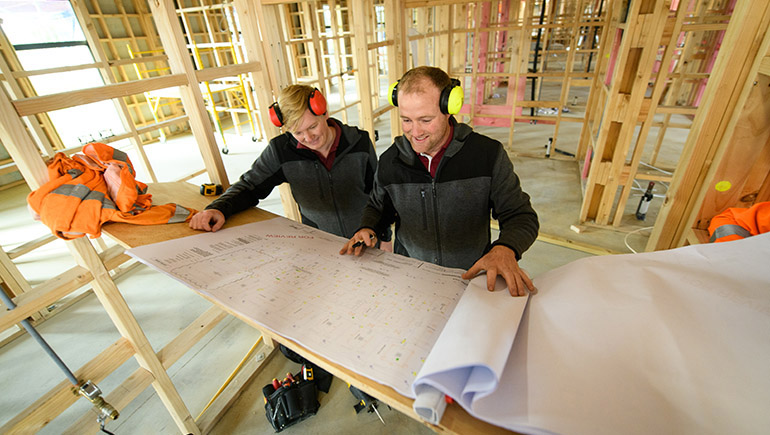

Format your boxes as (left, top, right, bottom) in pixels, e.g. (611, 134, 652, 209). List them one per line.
(190, 84, 389, 246)
(340, 66, 538, 296)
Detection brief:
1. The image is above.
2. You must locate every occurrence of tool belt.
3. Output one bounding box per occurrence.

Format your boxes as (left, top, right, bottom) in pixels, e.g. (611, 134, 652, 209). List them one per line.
(263, 371, 319, 432)
(278, 344, 333, 392)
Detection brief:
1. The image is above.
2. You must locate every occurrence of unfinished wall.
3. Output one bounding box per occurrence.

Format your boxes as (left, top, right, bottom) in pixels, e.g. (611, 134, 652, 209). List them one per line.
(579, 0, 738, 228)
(402, 0, 608, 158)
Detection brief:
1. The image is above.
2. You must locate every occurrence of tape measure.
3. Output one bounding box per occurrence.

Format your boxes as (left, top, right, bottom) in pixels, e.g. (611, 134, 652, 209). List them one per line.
(200, 183, 223, 196)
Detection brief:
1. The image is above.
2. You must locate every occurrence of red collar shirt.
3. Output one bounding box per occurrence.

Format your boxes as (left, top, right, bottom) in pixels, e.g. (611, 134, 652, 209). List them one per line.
(417, 124, 454, 178)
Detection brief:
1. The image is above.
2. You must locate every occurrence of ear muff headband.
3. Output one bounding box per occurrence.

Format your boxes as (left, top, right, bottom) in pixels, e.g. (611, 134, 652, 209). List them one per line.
(268, 88, 328, 128)
(387, 78, 463, 115)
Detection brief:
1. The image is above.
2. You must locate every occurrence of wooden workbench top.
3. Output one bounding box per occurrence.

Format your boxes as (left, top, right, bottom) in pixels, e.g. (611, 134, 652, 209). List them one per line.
(101, 181, 514, 435)
(102, 181, 275, 249)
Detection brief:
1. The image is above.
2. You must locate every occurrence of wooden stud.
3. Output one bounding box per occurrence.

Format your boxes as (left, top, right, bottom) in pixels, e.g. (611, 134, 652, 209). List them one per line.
(609, 4, 689, 227)
(385, 0, 406, 137)
(579, 0, 671, 226)
(0, 39, 57, 159)
(351, 0, 376, 142)
(148, 0, 228, 188)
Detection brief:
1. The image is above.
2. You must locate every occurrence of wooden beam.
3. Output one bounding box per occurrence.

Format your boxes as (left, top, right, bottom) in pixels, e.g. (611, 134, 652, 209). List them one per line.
(405, 0, 471, 7)
(66, 237, 199, 434)
(256, 3, 293, 91)
(197, 340, 276, 433)
(12, 75, 186, 117)
(610, 3, 690, 228)
(70, 0, 158, 182)
(656, 105, 698, 115)
(0, 42, 56, 157)
(385, 0, 406, 137)
(233, 0, 300, 222)
(0, 26, 62, 153)
(148, 0, 228, 190)
(0, 247, 128, 332)
(580, 0, 671, 225)
(193, 61, 262, 82)
(536, 233, 623, 256)
(6, 234, 57, 259)
(759, 55, 770, 76)
(0, 85, 49, 190)
(350, 0, 376, 142)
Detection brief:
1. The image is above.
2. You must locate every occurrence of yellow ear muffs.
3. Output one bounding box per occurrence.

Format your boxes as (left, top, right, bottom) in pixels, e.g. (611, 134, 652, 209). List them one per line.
(440, 78, 464, 115)
(388, 80, 399, 107)
(390, 77, 463, 114)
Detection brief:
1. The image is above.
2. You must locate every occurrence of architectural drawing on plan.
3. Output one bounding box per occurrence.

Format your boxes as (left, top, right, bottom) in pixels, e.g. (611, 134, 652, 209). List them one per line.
(128, 217, 468, 396)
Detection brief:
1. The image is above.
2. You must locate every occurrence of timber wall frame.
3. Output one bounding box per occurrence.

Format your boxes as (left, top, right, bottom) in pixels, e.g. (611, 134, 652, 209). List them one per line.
(577, 0, 744, 229)
(394, 0, 609, 157)
(406, 1, 606, 152)
(2, 0, 768, 244)
(257, 0, 402, 144)
(1, 0, 769, 431)
(0, 0, 282, 433)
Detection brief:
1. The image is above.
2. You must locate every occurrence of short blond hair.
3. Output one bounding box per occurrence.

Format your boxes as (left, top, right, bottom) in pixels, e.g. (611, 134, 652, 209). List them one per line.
(277, 84, 317, 130)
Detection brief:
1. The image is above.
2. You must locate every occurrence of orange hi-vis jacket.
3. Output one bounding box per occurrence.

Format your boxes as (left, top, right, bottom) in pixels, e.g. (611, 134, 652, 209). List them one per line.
(28, 142, 197, 240)
(708, 201, 770, 243)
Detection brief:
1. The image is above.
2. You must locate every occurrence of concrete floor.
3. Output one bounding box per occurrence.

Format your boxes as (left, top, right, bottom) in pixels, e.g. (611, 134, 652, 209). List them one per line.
(0, 112, 677, 433)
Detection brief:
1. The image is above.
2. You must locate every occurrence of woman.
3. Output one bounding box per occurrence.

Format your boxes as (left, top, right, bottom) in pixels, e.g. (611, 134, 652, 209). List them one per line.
(190, 84, 388, 245)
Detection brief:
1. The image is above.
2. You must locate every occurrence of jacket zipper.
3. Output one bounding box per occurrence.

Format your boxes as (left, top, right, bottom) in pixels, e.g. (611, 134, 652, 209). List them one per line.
(328, 171, 345, 236)
(420, 189, 428, 230)
(431, 178, 442, 265)
(313, 162, 326, 201)
(396, 156, 445, 264)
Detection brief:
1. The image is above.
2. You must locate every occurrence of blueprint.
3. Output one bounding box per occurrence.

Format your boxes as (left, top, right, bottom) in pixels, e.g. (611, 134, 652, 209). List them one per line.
(128, 215, 770, 434)
(127, 217, 467, 397)
(413, 232, 770, 435)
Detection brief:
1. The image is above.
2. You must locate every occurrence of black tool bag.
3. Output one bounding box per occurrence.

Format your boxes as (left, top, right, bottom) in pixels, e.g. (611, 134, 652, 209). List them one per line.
(263, 374, 319, 432)
(278, 344, 333, 393)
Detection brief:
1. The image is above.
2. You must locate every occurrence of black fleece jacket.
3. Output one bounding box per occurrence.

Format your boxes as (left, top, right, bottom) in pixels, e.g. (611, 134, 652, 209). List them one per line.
(206, 118, 379, 239)
(361, 118, 539, 269)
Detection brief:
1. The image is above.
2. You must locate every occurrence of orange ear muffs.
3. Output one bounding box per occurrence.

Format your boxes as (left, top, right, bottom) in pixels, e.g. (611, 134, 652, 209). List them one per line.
(269, 88, 327, 128)
(307, 88, 328, 116)
(268, 102, 284, 127)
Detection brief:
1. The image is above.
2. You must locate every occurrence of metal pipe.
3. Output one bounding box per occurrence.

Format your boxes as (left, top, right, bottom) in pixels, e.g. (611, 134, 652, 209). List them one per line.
(0, 290, 79, 386)
(531, 0, 547, 116)
(586, 0, 606, 73)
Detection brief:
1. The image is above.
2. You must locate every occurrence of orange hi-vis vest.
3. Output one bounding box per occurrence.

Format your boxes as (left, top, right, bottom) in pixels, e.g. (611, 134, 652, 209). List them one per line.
(28, 142, 197, 240)
(708, 201, 770, 243)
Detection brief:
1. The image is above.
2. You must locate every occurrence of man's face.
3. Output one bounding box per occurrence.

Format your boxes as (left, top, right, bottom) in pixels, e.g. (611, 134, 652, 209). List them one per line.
(398, 81, 451, 156)
(291, 110, 332, 152)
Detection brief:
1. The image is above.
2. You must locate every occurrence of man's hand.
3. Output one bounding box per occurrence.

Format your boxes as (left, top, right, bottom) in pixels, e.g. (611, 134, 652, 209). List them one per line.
(461, 245, 537, 297)
(189, 209, 226, 232)
(339, 228, 377, 256)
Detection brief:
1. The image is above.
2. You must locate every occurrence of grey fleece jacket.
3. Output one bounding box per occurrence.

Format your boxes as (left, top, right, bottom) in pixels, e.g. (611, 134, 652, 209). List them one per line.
(205, 118, 378, 239)
(360, 119, 539, 269)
